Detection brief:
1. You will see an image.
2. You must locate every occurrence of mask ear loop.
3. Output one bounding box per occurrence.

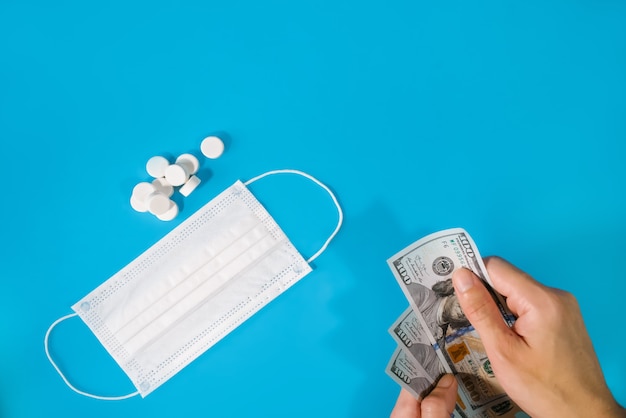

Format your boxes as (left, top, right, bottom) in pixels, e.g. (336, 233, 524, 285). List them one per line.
(44, 313, 140, 401)
(244, 169, 343, 263)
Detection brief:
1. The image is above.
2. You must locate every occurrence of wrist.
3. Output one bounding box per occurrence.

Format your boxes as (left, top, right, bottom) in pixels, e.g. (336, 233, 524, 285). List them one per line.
(582, 397, 626, 418)
(555, 390, 625, 418)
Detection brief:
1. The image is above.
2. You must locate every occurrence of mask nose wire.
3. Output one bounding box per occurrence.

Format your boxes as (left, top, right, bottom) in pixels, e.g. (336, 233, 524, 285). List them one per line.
(244, 169, 344, 263)
(44, 312, 140, 401)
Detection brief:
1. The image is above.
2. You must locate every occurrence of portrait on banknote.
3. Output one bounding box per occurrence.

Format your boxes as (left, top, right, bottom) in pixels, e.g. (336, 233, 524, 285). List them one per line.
(408, 278, 471, 349)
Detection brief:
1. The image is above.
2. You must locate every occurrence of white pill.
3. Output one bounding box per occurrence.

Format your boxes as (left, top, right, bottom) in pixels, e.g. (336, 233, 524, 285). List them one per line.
(146, 156, 170, 178)
(132, 182, 157, 201)
(200, 136, 225, 159)
(176, 153, 200, 175)
(164, 163, 189, 186)
(156, 201, 179, 221)
(179, 175, 201, 197)
(130, 195, 148, 212)
(147, 193, 172, 215)
(152, 177, 174, 197)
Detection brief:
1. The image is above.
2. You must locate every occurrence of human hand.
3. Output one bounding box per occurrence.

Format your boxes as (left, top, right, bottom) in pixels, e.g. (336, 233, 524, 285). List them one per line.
(452, 256, 626, 418)
(390, 374, 458, 418)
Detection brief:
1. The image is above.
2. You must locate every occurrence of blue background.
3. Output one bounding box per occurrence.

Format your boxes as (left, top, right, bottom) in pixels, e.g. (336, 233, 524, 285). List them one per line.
(1, 0, 625, 416)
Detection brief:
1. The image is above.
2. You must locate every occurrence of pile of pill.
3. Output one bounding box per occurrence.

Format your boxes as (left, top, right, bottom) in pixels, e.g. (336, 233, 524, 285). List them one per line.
(130, 135, 225, 221)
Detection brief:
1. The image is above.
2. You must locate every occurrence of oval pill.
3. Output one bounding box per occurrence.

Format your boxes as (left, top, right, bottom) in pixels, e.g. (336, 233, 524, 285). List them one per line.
(200, 136, 225, 159)
(147, 193, 172, 215)
(156, 201, 179, 221)
(176, 153, 199, 175)
(152, 177, 174, 197)
(132, 182, 157, 201)
(130, 195, 148, 212)
(164, 164, 189, 187)
(179, 175, 201, 197)
(146, 156, 170, 178)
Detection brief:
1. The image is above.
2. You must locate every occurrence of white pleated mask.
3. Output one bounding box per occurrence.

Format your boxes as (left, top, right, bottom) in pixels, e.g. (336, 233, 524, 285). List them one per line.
(45, 169, 343, 400)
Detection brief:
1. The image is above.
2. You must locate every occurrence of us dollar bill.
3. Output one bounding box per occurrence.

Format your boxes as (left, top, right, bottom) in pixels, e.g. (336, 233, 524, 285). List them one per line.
(386, 346, 467, 418)
(389, 307, 445, 381)
(387, 228, 522, 417)
(386, 346, 434, 399)
(388, 307, 526, 418)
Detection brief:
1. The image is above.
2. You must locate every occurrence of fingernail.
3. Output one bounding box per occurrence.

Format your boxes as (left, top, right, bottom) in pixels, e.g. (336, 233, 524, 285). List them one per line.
(453, 268, 474, 293)
(438, 374, 455, 388)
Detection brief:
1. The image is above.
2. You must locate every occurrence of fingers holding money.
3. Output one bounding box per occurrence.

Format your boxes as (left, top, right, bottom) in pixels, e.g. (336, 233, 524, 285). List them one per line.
(387, 230, 525, 416)
(482, 256, 546, 318)
(390, 375, 458, 418)
(452, 267, 520, 354)
(390, 389, 420, 418)
(419, 375, 458, 418)
(482, 257, 565, 340)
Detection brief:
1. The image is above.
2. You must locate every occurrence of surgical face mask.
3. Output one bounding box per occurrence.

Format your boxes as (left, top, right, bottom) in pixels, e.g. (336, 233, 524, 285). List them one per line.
(44, 169, 343, 400)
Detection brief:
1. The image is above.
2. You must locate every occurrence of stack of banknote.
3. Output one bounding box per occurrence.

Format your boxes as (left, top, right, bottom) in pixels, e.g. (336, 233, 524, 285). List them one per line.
(385, 228, 527, 418)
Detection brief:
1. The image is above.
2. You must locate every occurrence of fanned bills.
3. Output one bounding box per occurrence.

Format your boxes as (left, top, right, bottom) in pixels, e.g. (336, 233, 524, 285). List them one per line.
(387, 346, 467, 418)
(385, 228, 527, 418)
(389, 308, 444, 381)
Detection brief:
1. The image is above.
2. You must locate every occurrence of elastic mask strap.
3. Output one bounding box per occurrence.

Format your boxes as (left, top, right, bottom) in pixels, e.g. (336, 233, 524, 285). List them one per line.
(244, 169, 343, 263)
(44, 313, 140, 401)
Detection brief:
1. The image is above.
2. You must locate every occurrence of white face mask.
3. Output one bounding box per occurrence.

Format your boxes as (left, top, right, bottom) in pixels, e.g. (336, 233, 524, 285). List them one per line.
(45, 169, 343, 400)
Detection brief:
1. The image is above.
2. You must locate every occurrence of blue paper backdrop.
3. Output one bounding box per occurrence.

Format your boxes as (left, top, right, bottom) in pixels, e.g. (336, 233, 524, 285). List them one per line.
(1, 0, 625, 417)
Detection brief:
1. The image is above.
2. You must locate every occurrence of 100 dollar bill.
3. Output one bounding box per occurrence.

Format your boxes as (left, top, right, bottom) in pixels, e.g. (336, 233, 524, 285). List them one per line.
(389, 307, 444, 381)
(386, 346, 466, 418)
(387, 228, 521, 417)
(386, 308, 526, 418)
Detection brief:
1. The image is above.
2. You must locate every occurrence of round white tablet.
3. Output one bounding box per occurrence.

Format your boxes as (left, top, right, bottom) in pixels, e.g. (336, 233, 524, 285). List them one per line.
(200, 136, 225, 159)
(147, 193, 171, 215)
(146, 156, 170, 178)
(132, 182, 157, 201)
(152, 177, 174, 197)
(164, 163, 189, 187)
(176, 153, 200, 175)
(179, 175, 201, 197)
(130, 195, 148, 212)
(156, 201, 179, 221)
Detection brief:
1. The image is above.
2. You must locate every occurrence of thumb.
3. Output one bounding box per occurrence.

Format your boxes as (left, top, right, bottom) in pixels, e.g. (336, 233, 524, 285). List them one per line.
(420, 374, 458, 418)
(452, 268, 516, 351)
